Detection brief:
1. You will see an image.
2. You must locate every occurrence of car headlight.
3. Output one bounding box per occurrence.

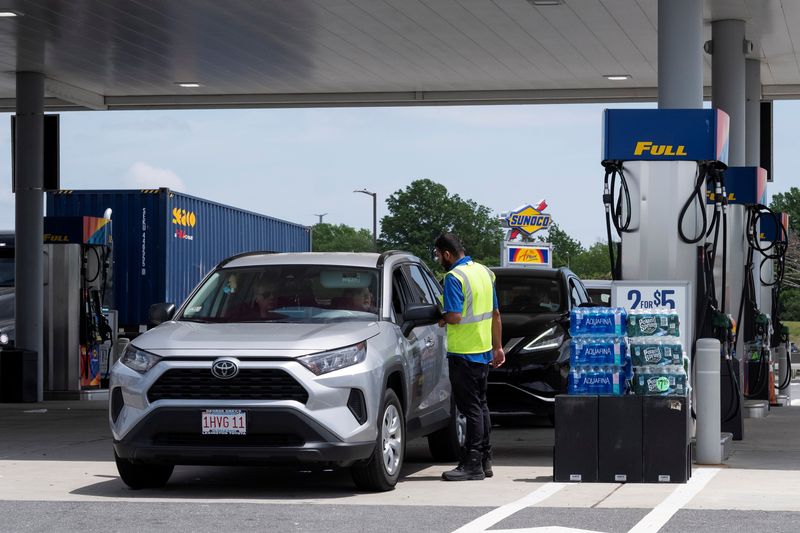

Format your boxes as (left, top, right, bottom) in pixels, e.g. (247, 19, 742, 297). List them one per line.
(299, 342, 367, 376)
(0, 332, 8, 345)
(519, 325, 565, 353)
(120, 344, 162, 373)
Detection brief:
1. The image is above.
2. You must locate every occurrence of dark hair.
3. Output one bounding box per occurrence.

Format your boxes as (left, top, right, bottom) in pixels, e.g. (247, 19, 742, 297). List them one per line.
(434, 233, 465, 256)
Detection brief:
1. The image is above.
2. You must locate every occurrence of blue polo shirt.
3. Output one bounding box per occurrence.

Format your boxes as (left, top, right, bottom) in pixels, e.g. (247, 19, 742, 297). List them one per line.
(443, 256, 498, 364)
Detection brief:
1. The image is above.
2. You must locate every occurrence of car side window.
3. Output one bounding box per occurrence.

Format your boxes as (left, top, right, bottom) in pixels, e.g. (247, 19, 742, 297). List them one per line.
(569, 278, 587, 307)
(419, 263, 443, 303)
(391, 267, 413, 322)
(575, 279, 590, 303)
(403, 264, 435, 305)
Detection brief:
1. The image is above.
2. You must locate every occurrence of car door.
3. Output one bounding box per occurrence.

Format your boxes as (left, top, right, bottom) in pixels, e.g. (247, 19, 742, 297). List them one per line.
(402, 263, 448, 417)
(388, 263, 439, 428)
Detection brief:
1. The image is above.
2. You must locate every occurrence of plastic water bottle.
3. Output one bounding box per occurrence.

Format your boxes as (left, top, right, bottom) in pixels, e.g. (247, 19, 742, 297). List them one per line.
(570, 308, 583, 336)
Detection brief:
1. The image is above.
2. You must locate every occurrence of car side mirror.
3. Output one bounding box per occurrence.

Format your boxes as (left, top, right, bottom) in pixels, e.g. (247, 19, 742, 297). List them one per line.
(148, 303, 176, 327)
(402, 303, 442, 336)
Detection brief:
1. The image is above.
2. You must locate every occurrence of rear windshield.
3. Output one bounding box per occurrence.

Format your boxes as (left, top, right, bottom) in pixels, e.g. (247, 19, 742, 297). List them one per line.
(495, 276, 565, 314)
(179, 265, 380, 324)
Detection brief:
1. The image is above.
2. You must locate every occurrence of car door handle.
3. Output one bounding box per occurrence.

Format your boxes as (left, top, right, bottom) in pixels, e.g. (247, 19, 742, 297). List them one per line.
(424, 336, 435, 348)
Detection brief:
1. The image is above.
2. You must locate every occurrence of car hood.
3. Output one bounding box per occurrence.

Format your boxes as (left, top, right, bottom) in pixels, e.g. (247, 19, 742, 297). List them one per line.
(132, 320, 381, 356)
(502, 312, 565, 343)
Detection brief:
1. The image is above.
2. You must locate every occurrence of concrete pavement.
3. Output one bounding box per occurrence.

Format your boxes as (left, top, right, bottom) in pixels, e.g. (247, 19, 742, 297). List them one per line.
(0, 382, 799, 532)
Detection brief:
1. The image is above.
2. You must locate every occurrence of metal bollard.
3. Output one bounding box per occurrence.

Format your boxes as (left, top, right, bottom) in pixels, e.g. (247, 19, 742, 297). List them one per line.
(696, 338, 722, 464)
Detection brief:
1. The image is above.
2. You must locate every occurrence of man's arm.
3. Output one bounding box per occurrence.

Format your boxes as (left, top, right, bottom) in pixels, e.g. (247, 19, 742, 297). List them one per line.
(441, 311, 462, 325)
(491, 308, 505, 367)
(438, 273, 464, 327)
(491, 284, 505, 367)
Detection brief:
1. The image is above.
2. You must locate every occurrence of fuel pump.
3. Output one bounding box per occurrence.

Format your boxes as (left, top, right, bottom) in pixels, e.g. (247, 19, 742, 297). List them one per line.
(601, 109, 730, 463)
(709, 167, 768, 434)
(755, 209, 790, 402)
(42, 215, 115, 397)
(79, 243, 113, 388)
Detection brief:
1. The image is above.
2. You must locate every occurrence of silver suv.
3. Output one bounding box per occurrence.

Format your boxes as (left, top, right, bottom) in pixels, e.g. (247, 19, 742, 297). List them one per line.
(109, 251, 463, 491)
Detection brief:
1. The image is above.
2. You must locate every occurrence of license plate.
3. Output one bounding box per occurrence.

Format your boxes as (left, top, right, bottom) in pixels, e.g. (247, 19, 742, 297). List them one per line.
(201, 409, 246, 435)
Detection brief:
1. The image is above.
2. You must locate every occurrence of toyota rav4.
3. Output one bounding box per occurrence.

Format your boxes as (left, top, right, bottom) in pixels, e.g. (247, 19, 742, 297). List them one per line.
(110, 251, 463, 491)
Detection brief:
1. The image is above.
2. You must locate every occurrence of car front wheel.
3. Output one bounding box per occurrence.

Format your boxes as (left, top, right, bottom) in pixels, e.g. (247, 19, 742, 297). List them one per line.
(351, 388, 404, 491)
(115, 451, 174, 490)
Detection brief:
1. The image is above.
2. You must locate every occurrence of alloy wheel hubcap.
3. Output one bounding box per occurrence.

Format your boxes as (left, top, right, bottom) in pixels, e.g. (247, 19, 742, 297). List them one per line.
(381, 404, 402, 475)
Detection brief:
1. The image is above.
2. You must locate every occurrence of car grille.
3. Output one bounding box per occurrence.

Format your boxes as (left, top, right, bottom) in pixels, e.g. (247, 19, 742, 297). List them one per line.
(147, 368, 309, 403)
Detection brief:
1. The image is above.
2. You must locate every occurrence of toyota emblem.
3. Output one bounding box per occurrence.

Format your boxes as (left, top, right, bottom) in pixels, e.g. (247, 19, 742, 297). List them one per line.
(211, 358, 239, 379)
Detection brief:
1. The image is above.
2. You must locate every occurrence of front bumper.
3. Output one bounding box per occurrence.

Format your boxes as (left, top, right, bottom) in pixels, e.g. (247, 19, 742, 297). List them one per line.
(110, 354, 386, 465)
(113, 406, 375, 466)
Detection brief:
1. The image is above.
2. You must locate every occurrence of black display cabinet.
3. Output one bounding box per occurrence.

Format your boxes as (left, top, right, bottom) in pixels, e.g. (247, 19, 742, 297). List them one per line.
(599, 395, 643, 483)
(554, 395, 598, 482)
(555, 394, 690, 484)
(642, 396, 691, 483)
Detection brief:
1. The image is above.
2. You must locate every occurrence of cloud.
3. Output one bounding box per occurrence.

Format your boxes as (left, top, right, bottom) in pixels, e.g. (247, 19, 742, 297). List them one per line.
(124, 162, 187, 192)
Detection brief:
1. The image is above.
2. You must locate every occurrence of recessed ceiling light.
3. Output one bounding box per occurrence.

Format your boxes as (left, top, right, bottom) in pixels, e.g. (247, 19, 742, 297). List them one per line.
(605, 74, 632, 81)
(529, 0, 562, 6)
(175, 82, 201, 88)
(0, 11, 21, 17)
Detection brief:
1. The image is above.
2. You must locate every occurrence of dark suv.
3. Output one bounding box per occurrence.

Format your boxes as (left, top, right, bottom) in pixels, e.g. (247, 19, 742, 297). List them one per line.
(488, 267, 590, 419)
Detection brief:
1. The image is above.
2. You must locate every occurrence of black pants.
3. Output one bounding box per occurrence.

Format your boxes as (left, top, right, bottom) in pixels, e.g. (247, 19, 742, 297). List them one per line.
(448, 356, 491, 454)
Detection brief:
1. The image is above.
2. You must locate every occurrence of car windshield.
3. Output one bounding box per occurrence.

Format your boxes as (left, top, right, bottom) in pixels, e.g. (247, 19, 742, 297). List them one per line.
(495, 276, 565, 314)
(179, 265, 380, 323)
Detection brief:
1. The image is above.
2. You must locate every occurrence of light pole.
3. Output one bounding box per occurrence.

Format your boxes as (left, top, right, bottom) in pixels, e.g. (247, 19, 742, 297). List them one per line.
(314, 213, 328, 224)
(354, 188, 377, 250)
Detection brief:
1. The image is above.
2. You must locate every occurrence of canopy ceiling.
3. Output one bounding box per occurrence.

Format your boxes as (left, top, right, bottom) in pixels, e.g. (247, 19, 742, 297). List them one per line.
(0, 0, 797, 110)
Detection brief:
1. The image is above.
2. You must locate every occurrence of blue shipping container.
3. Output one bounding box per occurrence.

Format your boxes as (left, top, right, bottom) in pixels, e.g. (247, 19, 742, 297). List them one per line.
(47, 188, 311, 328)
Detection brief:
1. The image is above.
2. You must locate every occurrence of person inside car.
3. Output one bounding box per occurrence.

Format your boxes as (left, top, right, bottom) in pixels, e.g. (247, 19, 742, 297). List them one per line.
(227, 279, 284, 320)
(344, 286, 374, 312)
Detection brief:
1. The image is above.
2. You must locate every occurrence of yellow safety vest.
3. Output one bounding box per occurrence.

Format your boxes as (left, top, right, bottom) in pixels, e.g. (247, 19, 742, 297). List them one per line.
(444, 261, 495, 354)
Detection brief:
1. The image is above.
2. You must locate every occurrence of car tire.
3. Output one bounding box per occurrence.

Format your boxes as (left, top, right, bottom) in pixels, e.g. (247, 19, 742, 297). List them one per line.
(351, 388, 404, 492)
(114, 451, 174, 490)
(427, 403, 465, 462)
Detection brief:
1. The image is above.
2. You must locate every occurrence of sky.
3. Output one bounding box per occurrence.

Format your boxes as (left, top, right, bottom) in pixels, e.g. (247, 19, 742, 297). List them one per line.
(0, 101, 797, 248)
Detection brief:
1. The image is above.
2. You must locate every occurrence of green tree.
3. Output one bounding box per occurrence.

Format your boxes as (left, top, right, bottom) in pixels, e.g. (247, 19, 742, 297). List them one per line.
(380, 179, 503, 270)
(779, 288, 800, 321)
(769, 187, 800, 233)
(542, 223, 584, 269)
(571, 242, 613, 280)
(312, 223, 374, 252)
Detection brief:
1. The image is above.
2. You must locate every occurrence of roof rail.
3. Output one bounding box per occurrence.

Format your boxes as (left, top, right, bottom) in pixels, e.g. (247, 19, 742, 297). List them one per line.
(217, 250, 277, 268)
(377, 250, 409, 268)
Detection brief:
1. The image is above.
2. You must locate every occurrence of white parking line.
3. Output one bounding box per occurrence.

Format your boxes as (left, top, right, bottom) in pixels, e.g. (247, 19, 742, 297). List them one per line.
(627, 468, 720, 533)
(488, 529, 602, 533)
(451, 482, 567, 533)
